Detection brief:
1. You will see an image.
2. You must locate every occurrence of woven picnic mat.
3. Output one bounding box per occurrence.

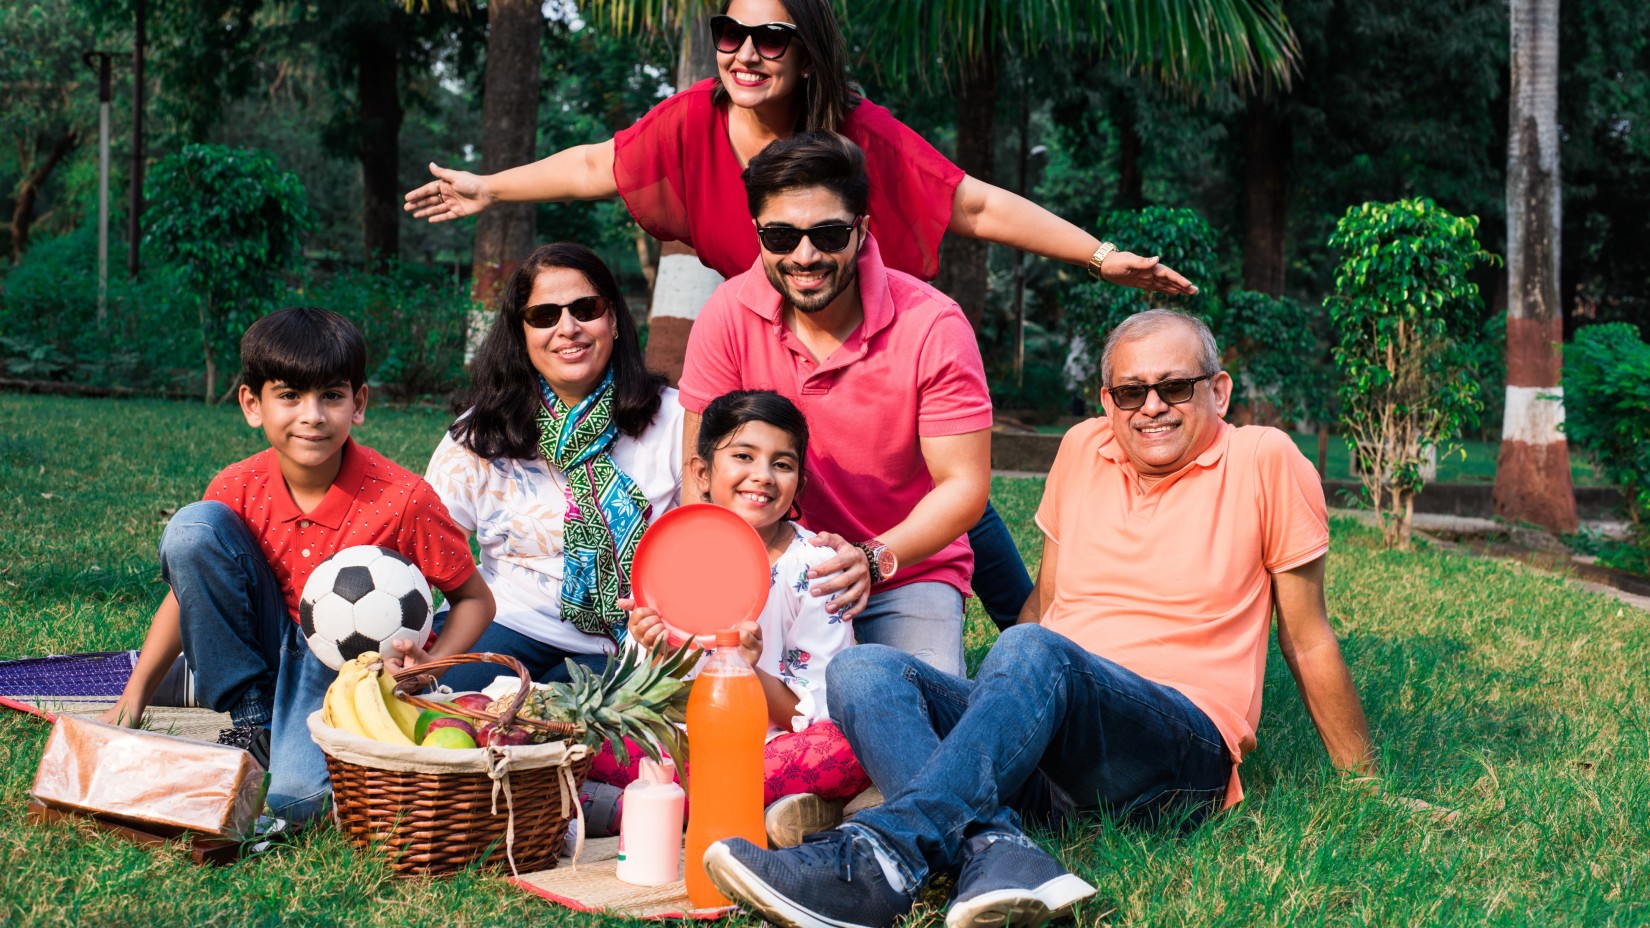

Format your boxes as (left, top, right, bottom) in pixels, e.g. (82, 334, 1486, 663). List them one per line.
(510, 837, 735, 921)
(0, 694, 232, 742)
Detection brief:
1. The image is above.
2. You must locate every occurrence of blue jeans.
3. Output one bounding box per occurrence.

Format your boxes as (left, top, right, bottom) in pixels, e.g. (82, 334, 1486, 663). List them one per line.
(854, 582, 964, 676)
(827, 625, 1231, 887)
(968, 501, 1035, 631)
(431, 616, 610, 692)
(161, 501, 333, 823)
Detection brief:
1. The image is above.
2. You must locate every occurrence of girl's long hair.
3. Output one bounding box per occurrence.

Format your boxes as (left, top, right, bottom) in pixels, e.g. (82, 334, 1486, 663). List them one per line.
(709, 0, 860, 132)
(450, 243, 666, 460)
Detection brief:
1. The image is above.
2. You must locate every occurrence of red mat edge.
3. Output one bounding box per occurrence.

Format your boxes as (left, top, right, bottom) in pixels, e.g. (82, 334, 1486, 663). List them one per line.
(507, 873, 735, 921)
(0, 694, 58, 722)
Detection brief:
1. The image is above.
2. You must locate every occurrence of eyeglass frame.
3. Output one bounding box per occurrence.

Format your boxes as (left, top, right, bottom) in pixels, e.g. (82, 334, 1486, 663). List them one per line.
(523, 295, 612, 328)
(1103, 373, 1219, 410)
(755, 215, 865, 254)
(709, 15, 800, 61)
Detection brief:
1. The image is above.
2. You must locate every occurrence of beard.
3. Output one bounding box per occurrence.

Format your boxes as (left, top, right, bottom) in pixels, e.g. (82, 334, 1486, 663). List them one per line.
(765, 254, 858, 315)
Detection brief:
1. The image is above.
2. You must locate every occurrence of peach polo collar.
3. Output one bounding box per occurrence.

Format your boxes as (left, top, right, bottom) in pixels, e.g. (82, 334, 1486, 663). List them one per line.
(732, 232, 896, 363)
(1096, 419, 1233, 492)
(268, 438, 368, 529)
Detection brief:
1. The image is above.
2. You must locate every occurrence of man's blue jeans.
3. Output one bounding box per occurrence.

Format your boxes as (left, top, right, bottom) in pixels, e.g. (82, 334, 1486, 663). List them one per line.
(161, 501, 333, 823)
(854, 582, 965, 676)
(968, 501, 1035, 631)
(827, 624, 1231, 888)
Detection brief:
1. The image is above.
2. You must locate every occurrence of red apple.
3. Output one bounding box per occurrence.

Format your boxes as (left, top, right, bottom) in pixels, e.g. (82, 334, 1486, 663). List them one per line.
(450, 693, 493, 713)
(477, 722, 533, 747)
(422, 717, 478, 744)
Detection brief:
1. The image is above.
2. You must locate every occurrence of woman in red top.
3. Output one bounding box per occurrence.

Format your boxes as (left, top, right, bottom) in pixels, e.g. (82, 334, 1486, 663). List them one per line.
(403, 0, 1194, 295)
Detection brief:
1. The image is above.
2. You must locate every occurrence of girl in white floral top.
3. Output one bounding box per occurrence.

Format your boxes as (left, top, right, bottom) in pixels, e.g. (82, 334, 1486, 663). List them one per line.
(602, 391, 871, 844)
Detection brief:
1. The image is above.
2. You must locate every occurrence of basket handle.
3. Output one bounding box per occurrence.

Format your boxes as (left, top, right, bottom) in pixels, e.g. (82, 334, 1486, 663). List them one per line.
(389, 652, 579, 738)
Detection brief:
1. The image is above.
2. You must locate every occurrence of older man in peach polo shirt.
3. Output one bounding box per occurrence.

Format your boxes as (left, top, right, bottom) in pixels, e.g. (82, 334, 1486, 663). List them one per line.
(704, 309, 1377, 928)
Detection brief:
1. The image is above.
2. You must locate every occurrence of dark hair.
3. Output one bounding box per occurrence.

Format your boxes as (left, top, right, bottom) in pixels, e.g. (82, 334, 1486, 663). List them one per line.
(450, 243, 667, 460)
(697, 390, 810, 519)
(240, 306, 367, 394)
(743, 131, 869, 219)
(709, 0, 860, 132)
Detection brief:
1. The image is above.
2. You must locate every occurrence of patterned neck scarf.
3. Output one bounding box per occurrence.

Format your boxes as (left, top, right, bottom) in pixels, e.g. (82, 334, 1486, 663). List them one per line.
(537, 370, 651, 640)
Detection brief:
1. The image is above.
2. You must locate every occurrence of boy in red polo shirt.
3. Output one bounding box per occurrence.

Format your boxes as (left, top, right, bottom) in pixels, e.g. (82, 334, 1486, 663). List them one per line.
(101, 307, 494, 823)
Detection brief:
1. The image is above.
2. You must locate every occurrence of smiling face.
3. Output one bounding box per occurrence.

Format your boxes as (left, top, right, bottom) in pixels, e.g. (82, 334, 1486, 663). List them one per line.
(1100, 322, 1233, 480)
(523, 266, 616, 406)
(240, 379, 367, 483)
(693, 420, 801, 544)
(717, 0, 807, 114)
(756, 185, 862, 315)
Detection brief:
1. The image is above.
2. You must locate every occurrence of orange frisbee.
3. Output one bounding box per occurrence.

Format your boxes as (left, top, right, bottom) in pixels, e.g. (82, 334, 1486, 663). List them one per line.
(632, 504, 769, 636)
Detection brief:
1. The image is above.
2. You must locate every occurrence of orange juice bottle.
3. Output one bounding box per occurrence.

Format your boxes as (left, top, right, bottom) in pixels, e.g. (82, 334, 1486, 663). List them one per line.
(684, 629, 767, 908)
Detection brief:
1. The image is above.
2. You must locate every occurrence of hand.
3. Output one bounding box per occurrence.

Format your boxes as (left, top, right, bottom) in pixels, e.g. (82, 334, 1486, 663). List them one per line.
(806, 532, 870, 622)
(403, 162, 494, 222)
(384, 637, 432, 675)
(621, 598, 674, 652)
(1100, 251, 1199, 296)
(96, 700, 144, 728)
(733, 620, 763, 667)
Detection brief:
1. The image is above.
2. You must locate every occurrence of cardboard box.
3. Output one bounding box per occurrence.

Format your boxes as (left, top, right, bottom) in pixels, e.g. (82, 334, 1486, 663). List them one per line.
(31, 716, 266, 840)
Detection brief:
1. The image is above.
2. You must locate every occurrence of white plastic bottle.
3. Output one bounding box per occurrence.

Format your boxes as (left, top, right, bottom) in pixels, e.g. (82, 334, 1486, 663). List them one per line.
(614, 756, 686, 886)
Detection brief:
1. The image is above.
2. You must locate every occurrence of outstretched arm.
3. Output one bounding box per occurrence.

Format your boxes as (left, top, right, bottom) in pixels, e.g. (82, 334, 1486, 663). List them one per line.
(403, 139, 620, 223)
(947, 175, 1198, 296)
(97, 591, 184, 728)
(1273, 556, 1377, 775)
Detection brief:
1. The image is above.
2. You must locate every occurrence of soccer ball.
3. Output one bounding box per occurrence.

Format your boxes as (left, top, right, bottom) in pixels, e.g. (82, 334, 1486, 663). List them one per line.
(299, 546, 434, 671)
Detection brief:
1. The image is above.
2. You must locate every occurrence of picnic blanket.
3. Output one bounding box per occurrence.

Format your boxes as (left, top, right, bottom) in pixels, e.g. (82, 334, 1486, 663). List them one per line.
(0, 651, 230, 741)
(511, 836, 734, 921)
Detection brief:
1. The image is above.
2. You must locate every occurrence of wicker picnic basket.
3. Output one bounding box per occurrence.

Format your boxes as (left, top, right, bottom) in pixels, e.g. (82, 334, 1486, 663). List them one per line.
(307, 652, 593, 877)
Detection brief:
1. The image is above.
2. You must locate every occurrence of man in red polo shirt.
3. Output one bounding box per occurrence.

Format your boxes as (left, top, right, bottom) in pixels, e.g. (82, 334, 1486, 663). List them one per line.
(678, 132, 992, 678)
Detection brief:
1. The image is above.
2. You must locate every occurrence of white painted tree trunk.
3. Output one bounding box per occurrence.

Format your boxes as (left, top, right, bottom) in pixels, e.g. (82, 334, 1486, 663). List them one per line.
(1493, 0, 1578, 533)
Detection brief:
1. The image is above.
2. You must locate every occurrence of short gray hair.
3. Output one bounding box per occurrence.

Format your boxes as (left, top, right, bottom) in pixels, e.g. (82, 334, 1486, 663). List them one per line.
(1100, 309, 1221, 384)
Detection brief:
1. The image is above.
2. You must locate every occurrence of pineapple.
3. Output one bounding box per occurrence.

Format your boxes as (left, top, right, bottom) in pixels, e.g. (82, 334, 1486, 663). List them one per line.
(499, 638, 700, 767)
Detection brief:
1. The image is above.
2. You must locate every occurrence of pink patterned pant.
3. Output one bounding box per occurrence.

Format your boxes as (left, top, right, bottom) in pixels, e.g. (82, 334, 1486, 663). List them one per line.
(589, 719, 870, 807)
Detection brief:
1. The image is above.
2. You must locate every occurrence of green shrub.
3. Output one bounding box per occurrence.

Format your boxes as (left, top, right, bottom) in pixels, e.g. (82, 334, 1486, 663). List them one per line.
(1063, 207, 1220, 400)
(1328, 198, 1494, 549)
(296, 262, 473, 402)
(145, 144, 311, 402)
(1219, 289, 1336, 428)
(1563, 322, 1650, 531)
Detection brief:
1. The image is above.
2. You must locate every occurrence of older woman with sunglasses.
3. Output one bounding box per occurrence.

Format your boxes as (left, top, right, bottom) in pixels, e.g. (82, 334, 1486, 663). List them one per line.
(418, 243, 684, 691)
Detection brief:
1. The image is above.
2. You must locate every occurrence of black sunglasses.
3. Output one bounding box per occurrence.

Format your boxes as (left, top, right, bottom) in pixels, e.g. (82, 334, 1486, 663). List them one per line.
(710, 15, 799, 60)
(523, 296, 611, 328)
(1105, 373, 1216, 410)
(756, 216, 864, 254)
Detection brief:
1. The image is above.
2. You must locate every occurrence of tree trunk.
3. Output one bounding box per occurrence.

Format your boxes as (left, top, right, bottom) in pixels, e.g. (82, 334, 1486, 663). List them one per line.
(643, 9, 724, 385)
(469, 0, 543, 307)
(358, 25, 402, 270)
(9, 131, 78, 264)
(1241, 96, 1289, 296)
(1116, 101, 1143, 210)
(1493, 0, 1578, 533)
(935, 51, 998, 331)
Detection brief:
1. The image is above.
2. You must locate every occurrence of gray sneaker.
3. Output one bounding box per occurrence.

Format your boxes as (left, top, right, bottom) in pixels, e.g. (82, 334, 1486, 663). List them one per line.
(704, 831, 914, 928)
(944, 834, 1095, 928)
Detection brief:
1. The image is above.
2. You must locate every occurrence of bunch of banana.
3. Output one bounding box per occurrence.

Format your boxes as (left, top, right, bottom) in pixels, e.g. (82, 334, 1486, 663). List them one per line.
(321, 652, 422, 745)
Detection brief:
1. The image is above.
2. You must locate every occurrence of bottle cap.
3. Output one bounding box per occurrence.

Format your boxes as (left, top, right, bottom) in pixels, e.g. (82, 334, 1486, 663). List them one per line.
(714, 629, 741, 648)
(637, 756, 676, 784)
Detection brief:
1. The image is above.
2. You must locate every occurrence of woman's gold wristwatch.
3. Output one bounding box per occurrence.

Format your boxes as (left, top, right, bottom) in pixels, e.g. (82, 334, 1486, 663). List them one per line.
(1088, 241, 1118, 280)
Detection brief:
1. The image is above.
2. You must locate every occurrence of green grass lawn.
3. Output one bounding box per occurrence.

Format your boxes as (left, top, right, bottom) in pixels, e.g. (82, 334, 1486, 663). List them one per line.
(2, 394, 1646, 926)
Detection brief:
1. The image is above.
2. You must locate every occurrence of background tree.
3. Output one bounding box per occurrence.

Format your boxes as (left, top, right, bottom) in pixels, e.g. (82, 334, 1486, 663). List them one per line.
(145, 144, 311, 402)
(1329, 199, 1492, 549)
(1494, 0, 1579, 533)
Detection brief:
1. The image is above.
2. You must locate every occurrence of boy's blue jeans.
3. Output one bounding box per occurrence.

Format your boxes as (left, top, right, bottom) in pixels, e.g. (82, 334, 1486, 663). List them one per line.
(827, 624, 1231, 888)
(161, 501, 333, 823)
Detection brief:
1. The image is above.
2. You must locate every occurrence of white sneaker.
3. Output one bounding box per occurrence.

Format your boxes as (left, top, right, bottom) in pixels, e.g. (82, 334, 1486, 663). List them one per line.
(764, 793, 846, 849)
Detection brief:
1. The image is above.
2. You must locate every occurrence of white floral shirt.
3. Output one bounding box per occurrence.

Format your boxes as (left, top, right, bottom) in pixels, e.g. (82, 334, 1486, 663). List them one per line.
(424, 389, 684, 654)
(752, 523, 856, 733)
